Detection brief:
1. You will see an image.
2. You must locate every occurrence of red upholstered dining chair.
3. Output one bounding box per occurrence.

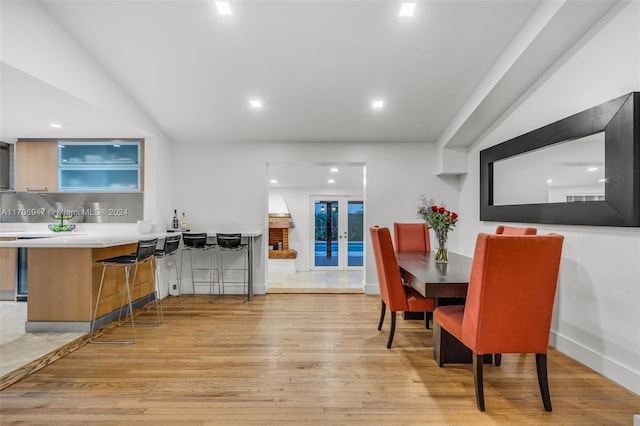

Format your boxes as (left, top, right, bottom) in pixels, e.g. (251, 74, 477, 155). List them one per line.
(492, 225, 536, 366)
(393, 223, 431, 252)
(495, 225, 537, 235)
(393, 222, 433, 328)
(369, 226, 435, 348)
(434, 233, 564, 412)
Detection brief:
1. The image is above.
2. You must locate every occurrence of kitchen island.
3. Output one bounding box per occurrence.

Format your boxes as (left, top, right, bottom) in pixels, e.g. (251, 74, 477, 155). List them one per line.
(0, 230, 171, 332)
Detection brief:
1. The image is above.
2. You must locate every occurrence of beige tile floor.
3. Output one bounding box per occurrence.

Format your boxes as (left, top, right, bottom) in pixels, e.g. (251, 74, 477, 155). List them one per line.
(0, 270, 364, 378)
(0, 302, 84, 377)
(268, 269, 364, 290)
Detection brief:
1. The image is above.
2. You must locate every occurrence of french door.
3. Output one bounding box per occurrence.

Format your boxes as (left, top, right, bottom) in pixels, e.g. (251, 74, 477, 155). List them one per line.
(312, 197, 364, 270)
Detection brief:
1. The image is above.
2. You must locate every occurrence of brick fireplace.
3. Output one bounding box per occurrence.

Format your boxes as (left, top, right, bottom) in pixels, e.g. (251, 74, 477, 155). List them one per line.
(268, 213, 297, 260)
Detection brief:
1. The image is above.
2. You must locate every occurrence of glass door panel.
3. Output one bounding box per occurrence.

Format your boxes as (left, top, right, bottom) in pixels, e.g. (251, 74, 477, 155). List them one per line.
(314, 200, 339, 267)
(313, 198, 364, 270)
(346, 200, 364, 267)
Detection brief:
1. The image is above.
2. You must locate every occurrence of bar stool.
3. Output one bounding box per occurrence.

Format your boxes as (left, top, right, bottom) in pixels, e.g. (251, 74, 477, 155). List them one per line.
(181, 233, 220, 301)
(216, 233, 249, 300)
(90, 237, 159, 344)
(154, 234, 182, 311)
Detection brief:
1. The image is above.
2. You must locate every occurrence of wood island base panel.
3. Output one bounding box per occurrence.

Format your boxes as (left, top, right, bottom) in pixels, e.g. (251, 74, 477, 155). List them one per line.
(26, 244, 155, 332)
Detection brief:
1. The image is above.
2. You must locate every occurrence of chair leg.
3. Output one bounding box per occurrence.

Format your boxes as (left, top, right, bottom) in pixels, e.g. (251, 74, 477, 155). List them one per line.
(473, 352, 486, 411)
(536, 354, 552, 412)
(92, 264, 136, 344)
(174, 255, 183, 309)
(435, 322, 445, 367)
(126, 262, 159, 327)
(220, 249, 225, 297)
(424, 311, 431, 329)
(151, 258, 163, 323)
(116, 266, 129, 322)
(210, 249, 223, 303)
(89, 265, 108, 343)
(179, 250, 194, 302)
(243, 247, 248, 299)
(387, 311, 396, 349)
(189, 250, 196, 295)
(377, 300, 386, 330)
(209, 248, 222, 303)
(494, 354, 502, 366)
(123, 266, 136, 342)
(144, 258, 162, 325)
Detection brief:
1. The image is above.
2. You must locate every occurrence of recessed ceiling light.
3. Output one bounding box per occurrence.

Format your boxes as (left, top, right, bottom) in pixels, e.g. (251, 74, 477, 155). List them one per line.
(50, 123, 62, 128)
(546, 179, 553, 184)
(330, 167, 338, 173)
(598, 178, 607, 182)
(371, 99, 384, 109)
(270, 179, 278, 184)
(250, 99, 263, 109)
(587, 167, 598, 172)
(328, 179, 335, 184)
(399, 3, 416, 18)
(215, 1, 232, 15)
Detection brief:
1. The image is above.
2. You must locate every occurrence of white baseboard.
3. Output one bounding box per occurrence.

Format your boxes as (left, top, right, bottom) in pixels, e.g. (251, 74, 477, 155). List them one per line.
(268, 259, 296, 274)
(550, 330, 640, 396)
(253, 283, 266, 295)
(364, 282, 380, 295)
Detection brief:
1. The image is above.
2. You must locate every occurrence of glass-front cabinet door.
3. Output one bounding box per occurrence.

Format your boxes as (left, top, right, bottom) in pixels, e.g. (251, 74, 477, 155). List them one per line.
(58, 140, 142, 191)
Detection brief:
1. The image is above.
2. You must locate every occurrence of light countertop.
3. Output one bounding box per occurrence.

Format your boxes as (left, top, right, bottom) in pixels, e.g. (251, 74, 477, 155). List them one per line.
(0, 225, 262, 248)
(0, 231, 173, 248)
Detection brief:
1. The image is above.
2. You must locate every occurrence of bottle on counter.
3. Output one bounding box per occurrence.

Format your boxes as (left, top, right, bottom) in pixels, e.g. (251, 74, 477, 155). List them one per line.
(180, 212, 188, 231)
(172, 209, 179, 229)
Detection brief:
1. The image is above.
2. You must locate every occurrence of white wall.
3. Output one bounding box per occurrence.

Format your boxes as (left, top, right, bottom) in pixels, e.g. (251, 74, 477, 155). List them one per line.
(171, 141, 458, 294)
(458, 2, 640, 395)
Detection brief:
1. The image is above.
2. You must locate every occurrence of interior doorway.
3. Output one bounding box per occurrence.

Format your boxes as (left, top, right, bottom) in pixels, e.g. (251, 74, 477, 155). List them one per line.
(266, 162, 365, 291)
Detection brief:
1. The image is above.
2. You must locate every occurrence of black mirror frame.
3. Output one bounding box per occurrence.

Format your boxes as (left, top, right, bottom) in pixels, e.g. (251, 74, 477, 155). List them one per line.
(480, 92, 639, 227)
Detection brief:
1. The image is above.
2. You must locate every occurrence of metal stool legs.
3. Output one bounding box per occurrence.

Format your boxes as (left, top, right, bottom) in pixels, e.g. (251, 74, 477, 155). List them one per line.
(90, 237, 160, 343)
(180, 246, 220, 302)
(179, 249, 195, 300)
(90, 262, 136, 344)
(139, 258, 162, 326)
(209, 249, 222, 303)
(217, 245, 248, 300)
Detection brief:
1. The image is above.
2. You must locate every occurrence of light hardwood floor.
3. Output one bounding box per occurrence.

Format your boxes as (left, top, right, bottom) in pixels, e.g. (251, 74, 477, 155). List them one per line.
(1, 294, 638, 425)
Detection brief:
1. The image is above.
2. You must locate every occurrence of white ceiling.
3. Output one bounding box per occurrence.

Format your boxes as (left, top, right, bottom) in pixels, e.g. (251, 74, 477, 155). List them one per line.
(38, 0, 541, 144)
(268, 162, 365, 191)
(0, 0, 622, 188)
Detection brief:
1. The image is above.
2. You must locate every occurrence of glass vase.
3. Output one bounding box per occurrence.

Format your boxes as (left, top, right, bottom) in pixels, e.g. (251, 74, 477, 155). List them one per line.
(434, 229, 448, 264)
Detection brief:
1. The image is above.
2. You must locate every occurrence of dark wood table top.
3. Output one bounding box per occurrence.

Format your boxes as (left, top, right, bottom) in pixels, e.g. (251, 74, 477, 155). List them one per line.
(397, 251, 472, 299)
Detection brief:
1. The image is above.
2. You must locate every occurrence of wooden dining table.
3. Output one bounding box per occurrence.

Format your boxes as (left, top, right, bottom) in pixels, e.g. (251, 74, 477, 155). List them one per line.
(397, 250, 492, 364)
(397, 251, 472, 299)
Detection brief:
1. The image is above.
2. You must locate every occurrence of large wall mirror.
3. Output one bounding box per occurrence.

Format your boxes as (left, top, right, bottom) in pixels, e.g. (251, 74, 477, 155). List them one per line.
(480, 92, 639, 227)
